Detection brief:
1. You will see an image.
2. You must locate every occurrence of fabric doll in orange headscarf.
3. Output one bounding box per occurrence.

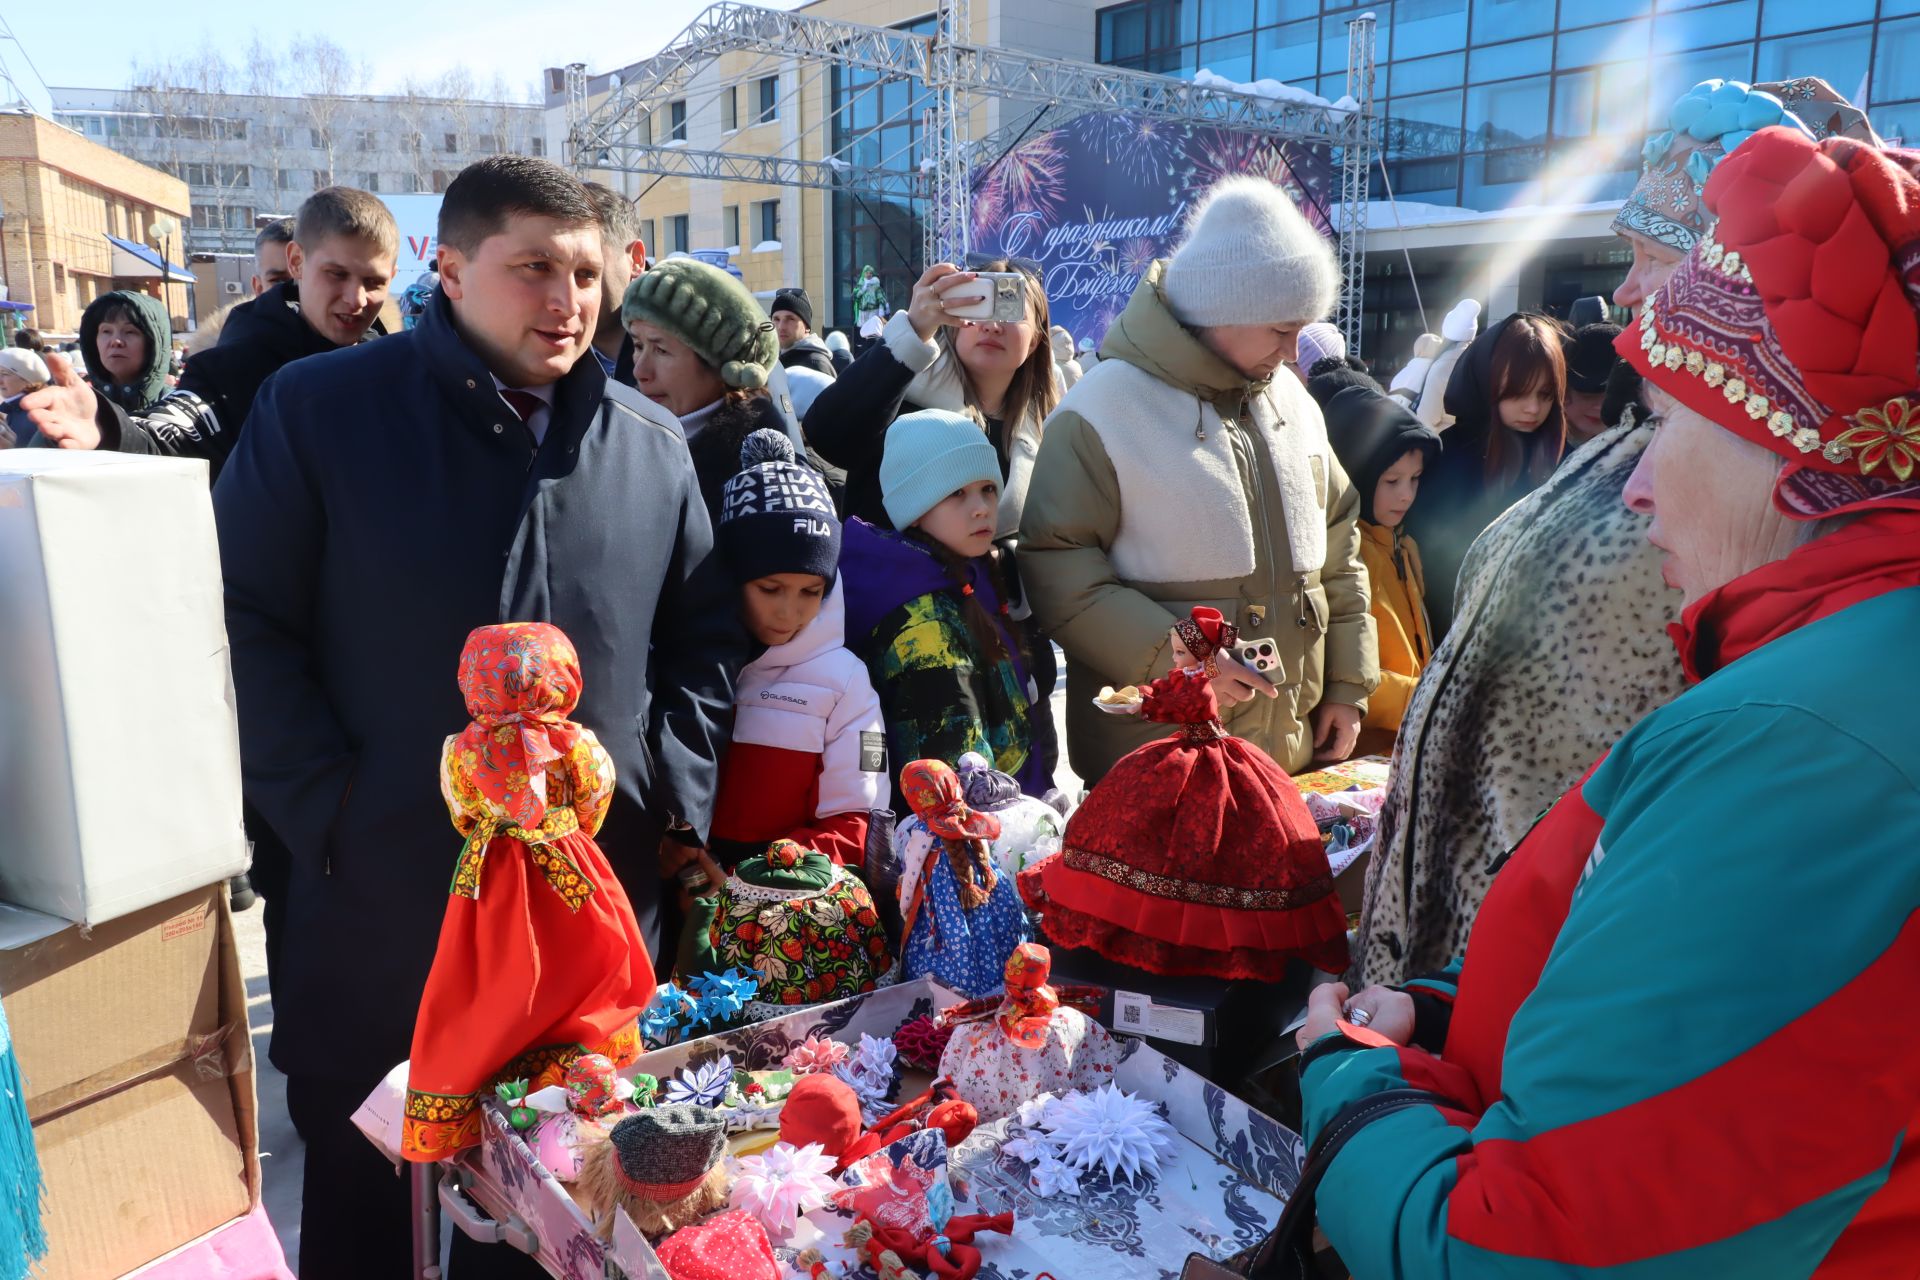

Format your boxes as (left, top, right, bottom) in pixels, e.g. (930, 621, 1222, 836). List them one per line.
(1019, 606, 1348, 978)
(401, 622, 656, 1161)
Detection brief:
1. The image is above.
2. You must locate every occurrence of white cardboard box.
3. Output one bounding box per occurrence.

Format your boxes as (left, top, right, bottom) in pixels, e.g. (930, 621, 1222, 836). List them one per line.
(0, 452, 248, 926)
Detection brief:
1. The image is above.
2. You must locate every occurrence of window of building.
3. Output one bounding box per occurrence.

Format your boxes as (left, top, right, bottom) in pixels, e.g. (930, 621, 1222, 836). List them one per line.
(407, 172, 429, 193)
(191, 204, 221, 230)
(277, 169, 301, 190)
(225, 206, 256, 230)
(1199, 33, 1255, 79)
(530, 136, 546, 156)
(406, 131, 424, 153)
(1392, 0, 1469, 59)
(432, 169, 456, 192)
(1390, 51, 1465, 96)
(312, 128, 328, 149)
(442, 132, 459, 152)
(1876, 18, 1920, 105)
(669, 214, 690, 254)
(1760, 0, 1873, 35)
(724, 205, 741, 249)
(1469, 35, 1554, 82)
(1645, 44, 1756, 123)
(668, 100, 688, 142)
(722, 84, 739, 132)
(639, 218, 656, 256)
(1555, 19, 1650, 70)
(364, 173, 381, 193)
(479, 134, 501, 152)
(1465, 75, 1550, 150)
(1652, 1, 1758, 56)
(357, 129, 378, 151)
(1469, 0, 1552, 43)
(1254, 19, 1318, 82)
(758, 76, 779, 123)
(1755, 26, 1869, 101)
(757, 200, 780, 245)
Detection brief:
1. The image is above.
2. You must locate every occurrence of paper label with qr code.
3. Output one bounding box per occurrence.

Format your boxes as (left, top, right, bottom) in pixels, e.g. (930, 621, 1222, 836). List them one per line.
(1113, 990, 1208, 1046)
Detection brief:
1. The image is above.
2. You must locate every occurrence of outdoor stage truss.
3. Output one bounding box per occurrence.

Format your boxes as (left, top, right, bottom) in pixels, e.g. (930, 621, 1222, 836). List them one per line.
(569, 0, 1453, 348)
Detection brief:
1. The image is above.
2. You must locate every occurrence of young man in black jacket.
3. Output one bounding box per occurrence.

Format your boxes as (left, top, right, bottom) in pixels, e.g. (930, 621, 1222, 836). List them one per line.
(23, 186, 396, 480)
(212, 156, 746, 1279)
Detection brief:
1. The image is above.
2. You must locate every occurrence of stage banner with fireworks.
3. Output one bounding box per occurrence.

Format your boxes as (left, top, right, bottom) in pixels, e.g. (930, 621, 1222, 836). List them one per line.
(968, 112, 1333, 347)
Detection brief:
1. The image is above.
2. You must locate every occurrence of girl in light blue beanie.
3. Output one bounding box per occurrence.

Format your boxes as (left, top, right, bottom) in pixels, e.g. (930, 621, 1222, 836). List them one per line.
(838, 409, 1052, 810)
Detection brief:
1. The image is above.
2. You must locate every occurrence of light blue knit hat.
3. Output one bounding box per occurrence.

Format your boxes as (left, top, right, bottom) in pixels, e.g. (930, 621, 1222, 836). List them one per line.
(880, 409, 999, 530)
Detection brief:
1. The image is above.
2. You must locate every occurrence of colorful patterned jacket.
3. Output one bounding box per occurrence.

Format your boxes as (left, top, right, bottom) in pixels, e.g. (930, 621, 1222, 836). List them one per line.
(1301, 586, 1920, 1278)
(840, 518, 1046, 810)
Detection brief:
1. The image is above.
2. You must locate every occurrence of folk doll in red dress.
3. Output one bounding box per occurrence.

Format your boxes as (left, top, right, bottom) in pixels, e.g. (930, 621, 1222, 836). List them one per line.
(1018, 606, 1348, 978)
(401, 622, 656, 1161)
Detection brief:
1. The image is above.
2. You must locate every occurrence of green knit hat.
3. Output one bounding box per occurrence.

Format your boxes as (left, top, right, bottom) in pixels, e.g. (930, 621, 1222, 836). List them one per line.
(622, 259, 778, 391)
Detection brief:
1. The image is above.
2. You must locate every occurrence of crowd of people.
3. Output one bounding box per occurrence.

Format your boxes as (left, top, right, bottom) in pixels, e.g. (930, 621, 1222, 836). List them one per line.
(6, 65, 1919, 1279)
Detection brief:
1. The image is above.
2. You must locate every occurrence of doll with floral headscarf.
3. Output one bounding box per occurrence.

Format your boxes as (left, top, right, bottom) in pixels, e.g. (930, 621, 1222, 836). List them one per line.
(400, 622, 656, 1162)
(893, 759, 1031, 999)
(1019, 606, 1349, 978)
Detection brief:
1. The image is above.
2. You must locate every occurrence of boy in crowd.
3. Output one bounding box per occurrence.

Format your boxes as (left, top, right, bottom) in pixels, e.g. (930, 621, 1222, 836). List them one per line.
(22, 186, 397, 481)
(213, 155, 744, 1278)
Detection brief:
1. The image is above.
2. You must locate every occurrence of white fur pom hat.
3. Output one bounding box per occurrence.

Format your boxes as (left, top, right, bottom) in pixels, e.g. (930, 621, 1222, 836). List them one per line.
(1163, 175, 1338, 329)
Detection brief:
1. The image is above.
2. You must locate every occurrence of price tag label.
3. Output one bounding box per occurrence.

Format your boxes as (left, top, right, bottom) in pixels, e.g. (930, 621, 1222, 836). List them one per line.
(1113, 990, 1208, 1046)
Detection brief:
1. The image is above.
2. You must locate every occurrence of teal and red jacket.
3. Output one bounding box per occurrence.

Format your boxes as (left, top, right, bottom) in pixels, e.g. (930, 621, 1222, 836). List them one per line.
(1301, 585, 1920, 1278)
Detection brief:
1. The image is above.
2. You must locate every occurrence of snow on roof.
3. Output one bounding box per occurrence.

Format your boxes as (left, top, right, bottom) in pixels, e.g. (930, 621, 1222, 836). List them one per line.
(1192, 68, 1354, 115)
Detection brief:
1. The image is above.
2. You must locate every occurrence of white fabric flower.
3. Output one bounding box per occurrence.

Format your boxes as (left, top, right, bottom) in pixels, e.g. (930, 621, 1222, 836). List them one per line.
(1040, 1084, 1177, 1184)
(729, 1141, 841, 1239)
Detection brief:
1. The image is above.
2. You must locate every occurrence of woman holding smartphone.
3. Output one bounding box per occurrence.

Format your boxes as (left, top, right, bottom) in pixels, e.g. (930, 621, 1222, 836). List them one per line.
(805, 256, 1066, 797)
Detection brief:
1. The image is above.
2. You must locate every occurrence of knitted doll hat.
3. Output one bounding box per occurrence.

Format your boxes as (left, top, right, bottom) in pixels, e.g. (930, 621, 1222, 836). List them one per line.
(581, 1104, 731, 1237)
(623, 259, 778, 391)
(718, 429, 840, 587)
(879, 408, 999, 530)
(1163, 175, 1338, 328)
(1617, 127, 1920, 517)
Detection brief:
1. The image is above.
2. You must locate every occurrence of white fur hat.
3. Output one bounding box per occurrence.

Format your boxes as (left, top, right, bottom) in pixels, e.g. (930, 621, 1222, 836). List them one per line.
(1163, 176, 1339, 328)
(0, 348, 50, 386)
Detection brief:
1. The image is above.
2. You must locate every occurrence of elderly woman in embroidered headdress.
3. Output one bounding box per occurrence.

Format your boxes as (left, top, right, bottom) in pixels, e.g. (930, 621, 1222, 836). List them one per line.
(1351, 78, 1877, 988)
(1293, 123, 1920, 1279)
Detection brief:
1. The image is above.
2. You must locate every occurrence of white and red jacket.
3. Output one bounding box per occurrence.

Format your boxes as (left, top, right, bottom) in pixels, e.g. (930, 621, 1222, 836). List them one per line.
(710, 584, 888, 866)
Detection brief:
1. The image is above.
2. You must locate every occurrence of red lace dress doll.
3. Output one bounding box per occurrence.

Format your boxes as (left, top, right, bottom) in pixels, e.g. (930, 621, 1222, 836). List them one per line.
(402, 622, 656, 1161)
(1018, 607, 1348, 978)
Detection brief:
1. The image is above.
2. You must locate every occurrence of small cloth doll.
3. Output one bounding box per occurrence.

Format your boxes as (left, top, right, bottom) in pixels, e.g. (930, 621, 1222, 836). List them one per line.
(1019, 607, 1349, 979)
(936, 943, 1117, 1123)
(402, 623, 655, 1161)
(895, 760, 1031, 999)
(522, 1053, 644, 1181)
(579, 1104, 731, 1239)
(692, 839, 891, 1017)
(953, 752, 1065, 879)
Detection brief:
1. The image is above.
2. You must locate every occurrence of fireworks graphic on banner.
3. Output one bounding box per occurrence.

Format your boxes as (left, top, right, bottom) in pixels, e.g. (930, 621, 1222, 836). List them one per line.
(966, 109, 1333, 346)
(973, 132, 1066, 239)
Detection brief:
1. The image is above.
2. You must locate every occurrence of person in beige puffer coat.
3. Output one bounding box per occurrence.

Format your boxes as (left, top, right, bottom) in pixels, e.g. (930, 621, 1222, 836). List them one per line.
(1020, 177, 1378, 785)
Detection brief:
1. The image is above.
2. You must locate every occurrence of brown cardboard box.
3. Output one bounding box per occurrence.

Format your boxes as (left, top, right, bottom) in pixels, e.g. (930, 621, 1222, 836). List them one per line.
(0, 886, 259, 1280)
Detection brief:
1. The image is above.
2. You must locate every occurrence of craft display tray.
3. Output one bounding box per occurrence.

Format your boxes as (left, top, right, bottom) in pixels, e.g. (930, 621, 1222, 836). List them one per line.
(447, 977, 1306, 1279)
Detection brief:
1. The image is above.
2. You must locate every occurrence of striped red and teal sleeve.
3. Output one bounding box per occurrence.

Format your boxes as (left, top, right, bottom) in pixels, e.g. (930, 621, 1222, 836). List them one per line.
(1299, 702, 1920, 1279)
(1401, 957, 1463, 1051)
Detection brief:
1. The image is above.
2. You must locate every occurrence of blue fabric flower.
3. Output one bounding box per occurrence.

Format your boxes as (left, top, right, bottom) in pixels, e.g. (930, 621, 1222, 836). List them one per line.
(665, 1054, 735, 1106)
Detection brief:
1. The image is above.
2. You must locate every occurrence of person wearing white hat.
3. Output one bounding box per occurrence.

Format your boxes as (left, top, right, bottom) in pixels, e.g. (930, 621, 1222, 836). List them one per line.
(0, 348, 50, 448)
(1020, 174, 1379, 783)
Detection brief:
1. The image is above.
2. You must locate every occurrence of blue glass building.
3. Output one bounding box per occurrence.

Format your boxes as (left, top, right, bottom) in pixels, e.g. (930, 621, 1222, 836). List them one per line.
(1092, 0, 1920, 356)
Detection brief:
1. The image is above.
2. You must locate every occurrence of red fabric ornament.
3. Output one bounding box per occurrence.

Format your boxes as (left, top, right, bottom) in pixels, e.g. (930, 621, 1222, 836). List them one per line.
(654, 1209, 779, 1280)
(779, 1074, 864, 1157)
(847, 1211, 1015, 1280)
(834, 1080, 979, 1174)
(892, 1015, 955, 1071)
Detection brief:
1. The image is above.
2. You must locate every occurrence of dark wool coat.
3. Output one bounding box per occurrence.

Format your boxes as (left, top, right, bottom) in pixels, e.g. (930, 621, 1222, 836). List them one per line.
(214, 288, 747, 1082)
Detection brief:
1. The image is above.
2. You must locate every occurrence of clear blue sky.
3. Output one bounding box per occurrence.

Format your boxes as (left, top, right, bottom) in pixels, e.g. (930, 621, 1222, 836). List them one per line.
(0, 0, 806, 112)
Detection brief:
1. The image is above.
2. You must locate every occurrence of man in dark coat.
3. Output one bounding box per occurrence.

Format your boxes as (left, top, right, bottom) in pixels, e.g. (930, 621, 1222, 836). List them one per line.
(772, 285, 838, 377)
(213, 156, 745, 1280)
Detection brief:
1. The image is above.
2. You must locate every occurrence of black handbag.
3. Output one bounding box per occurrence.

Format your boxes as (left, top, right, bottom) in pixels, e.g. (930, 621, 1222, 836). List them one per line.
(1181, 1087, 1453, 1280)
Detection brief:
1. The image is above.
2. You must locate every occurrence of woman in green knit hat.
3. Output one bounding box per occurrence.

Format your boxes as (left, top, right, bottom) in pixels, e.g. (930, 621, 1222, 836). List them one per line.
(625, 258, 804, 518)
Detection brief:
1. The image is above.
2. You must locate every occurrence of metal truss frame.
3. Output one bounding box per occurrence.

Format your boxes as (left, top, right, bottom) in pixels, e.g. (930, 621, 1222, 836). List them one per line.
(570, 0, 1449, 348)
